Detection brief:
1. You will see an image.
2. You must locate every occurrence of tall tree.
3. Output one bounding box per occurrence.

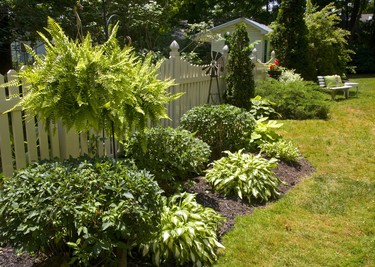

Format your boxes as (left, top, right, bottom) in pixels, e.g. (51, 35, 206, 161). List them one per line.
(269, 0, 315, 80)
(305, 2, 353, 75)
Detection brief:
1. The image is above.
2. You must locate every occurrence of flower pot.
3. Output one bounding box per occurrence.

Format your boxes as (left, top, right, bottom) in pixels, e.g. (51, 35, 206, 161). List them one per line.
(268, 70, 282, 79)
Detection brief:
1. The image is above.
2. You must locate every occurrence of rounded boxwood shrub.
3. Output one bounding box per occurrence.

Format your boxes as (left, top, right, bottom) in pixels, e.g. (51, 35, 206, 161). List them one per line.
(140, 192, 225, 267)
(124, 127, 211, 192)
(179, 104, 256, 160)
(205, 150, 283, 203)
(256, 79, 330, 120)
(0, 157, 163, 266)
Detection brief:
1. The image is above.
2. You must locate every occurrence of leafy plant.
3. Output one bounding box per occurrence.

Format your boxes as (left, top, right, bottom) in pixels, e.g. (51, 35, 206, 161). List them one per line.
(260, 140, 302, 162)
(249, 96, 280, 120)
(224, 22, 255, 109)
(0, 157, 163, 266)
(278, 69, 303, 83)
(250, 117, 283, 149)
(140, 192, 225, 267)
(256, 78, 330, 120)
(179, 104, 256, 160)
(124, 127, 211, 193)
(4, 17, 179, 140)
(205, 150, 283, 203)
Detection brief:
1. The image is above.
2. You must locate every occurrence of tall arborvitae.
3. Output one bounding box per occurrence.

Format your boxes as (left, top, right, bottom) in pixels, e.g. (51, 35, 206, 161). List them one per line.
(224, 23, 255, 109)
(269, 0, 315, 80)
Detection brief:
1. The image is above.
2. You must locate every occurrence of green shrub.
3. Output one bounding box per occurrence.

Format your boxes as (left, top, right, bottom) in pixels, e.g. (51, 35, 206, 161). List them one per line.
(140, 192, 224, 267)
(179, 104, 256, 160)
(124, 127, 211, 192)
(256, 79, 330, 120)
(260, 140, 302, 162)
(205, 150, 283, 203)
(0, 157, 163, 266)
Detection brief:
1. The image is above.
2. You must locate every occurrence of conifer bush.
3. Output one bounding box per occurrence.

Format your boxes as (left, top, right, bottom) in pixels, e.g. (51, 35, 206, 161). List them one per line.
(224, 23, 255, 109)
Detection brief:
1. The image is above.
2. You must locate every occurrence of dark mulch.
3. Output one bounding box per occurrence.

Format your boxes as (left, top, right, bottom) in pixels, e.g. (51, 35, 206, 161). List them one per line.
(0, 158, 314, 267)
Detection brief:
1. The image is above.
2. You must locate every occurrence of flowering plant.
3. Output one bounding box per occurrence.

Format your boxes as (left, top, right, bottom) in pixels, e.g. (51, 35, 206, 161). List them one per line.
(268, 59, 283, 72)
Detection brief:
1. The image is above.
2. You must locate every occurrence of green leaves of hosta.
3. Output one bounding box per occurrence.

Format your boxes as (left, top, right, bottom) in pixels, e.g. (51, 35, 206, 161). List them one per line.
(140, 192, 225, 266)
(205, 150, 284, 203)
(14, 17, 179, 139)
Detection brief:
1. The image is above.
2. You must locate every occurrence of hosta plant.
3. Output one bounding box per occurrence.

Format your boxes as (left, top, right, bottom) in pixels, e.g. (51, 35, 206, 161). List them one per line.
(205, 150, 284, 203)
(140, 192, 225, 267)
(124, 127, 211, 193)
(0, 157, 163, 266)
(260, 140, 302, 163)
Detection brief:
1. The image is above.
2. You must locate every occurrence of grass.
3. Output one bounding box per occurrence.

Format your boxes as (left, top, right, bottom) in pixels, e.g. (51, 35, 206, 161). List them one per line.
(215, 74, 375, 267)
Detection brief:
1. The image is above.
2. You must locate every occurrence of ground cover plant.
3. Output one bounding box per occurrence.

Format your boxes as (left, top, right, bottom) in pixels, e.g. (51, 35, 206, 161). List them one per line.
(0, 157, 163, 266)
(179, 104, 256, 160)
(124, 127, 211, 193)
(215, 75, 375, 266)
(256, 78, 330, 119)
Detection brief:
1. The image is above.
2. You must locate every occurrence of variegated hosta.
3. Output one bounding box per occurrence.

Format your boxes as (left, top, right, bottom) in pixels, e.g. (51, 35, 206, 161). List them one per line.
(205, 150, 284, 202)
(140, 192, 225, 267)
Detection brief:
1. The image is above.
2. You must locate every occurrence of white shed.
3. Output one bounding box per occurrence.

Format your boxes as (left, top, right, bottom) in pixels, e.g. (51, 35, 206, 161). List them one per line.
(196, 17, 272, 62)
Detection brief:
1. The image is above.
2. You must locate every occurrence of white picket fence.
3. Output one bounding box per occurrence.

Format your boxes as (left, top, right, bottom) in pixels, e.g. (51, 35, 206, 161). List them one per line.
(0, 40, 274, 176)
(0, 41, 225, 176)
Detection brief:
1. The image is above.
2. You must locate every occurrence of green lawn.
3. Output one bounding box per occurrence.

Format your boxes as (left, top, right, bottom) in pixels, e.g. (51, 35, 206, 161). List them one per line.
(215, 74, 375, 267)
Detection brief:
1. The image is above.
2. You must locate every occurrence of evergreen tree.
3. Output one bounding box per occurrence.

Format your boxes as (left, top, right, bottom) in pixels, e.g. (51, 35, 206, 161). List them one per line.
(269, 0, 315, 80)
(224, 23, 255, 109)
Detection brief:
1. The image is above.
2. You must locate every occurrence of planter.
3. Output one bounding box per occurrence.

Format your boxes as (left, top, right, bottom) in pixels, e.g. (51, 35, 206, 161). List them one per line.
(268, 70, 282, 79)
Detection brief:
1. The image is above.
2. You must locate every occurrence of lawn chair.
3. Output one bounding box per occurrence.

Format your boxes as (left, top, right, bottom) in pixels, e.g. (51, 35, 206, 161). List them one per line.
(317, 75, 356, 100)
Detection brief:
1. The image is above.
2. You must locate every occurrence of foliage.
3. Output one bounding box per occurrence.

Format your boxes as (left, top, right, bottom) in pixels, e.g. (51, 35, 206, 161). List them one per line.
(349, 19, 375, 74)
(124, 127, 211, 192)
(140, 192, 225, 267)
(224, 23, 255, 109)
(249, 96, 280, 120)
(256, 78, 330, 120)
(260, 139, 302, 162)
(305, 2, 353, 76)
(250, 117, 283, 150)
(278, 69, 304, 83)
(205, 150, 282, 203)
(0, 157, 163, 266)
(6, 17, 179, 140)
(179, 104, 256, 160)
(269, 0, 315, 80)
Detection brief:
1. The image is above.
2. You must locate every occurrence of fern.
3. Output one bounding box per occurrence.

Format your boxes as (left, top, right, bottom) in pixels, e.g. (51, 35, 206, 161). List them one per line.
(5, 17, 179, 140)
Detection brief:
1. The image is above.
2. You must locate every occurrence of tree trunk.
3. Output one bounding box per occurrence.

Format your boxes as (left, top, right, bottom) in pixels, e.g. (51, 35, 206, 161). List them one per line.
(117, 247, 127, 267)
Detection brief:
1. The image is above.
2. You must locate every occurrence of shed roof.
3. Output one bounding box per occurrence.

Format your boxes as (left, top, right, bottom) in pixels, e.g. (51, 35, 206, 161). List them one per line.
(208, 17, 272, 34)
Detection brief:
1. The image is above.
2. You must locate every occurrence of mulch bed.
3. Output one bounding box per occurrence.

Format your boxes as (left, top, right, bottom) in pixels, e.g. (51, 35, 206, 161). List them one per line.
(0, 158, 314, 267)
